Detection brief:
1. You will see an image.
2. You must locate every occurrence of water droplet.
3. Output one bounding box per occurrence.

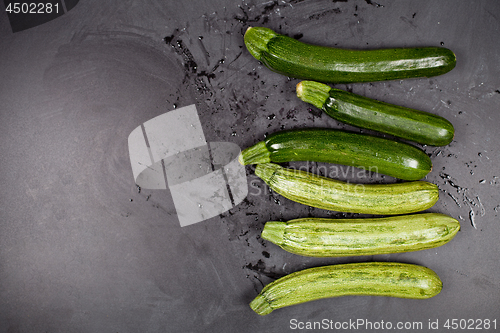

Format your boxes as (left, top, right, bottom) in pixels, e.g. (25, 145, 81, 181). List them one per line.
(469, 209, 477, 229)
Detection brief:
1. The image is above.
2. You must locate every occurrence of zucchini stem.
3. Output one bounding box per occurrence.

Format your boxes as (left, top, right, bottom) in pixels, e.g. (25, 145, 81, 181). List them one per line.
(254, 163, 279, 184)
(244, 26, 277, 61)
(261, 222, 286, 246)
(296, 81, 332, 110)
(249, 294, 273, 316)
(238, 141, 271, 165)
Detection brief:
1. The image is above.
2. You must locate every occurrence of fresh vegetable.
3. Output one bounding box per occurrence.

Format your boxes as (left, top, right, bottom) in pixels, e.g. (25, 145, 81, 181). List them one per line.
(254, 163, 438, 215)
(262, 213, 460, 257)
(296, 81, 455, 146)
(244, 26, 456, 83)
(250, 262, 442, 315)
(240, 128, 432, 181)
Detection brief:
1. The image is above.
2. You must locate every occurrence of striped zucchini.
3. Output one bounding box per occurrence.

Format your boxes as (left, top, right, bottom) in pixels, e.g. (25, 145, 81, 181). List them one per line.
(262, 213, 460, 257)
(239, 128, 432, 181)
(255, 163, 438, 215)
(297, 81, 455, 146)
(244, 27, 456, 83)
(250, 262, 443, 315)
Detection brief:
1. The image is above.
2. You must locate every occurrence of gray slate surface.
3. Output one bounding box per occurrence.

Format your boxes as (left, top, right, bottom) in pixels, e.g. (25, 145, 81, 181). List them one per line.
(1, 0, 499, 332)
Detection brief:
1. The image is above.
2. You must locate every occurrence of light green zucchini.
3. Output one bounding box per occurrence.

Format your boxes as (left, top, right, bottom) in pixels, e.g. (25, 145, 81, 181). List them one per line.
(255, 163, 438, 215)
(250, 262, 443, 315)
(262, 213, 460, 257)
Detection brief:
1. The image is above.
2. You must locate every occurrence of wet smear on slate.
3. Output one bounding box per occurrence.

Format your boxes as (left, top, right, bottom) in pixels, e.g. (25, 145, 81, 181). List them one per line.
(438, 172, 485, 229)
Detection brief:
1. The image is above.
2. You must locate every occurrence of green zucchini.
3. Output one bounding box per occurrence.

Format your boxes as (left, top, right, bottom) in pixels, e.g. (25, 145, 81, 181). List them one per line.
(262, 213, 460, 257)
(244, 27, 456, 83)
(255, 163, 438, 215)
(250, 262, 442, 315)
(297, 81, 455, 146)
(240, 128, 432, 181)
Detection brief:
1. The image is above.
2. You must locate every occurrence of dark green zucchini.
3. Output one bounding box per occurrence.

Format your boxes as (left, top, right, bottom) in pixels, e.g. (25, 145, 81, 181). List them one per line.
(244, 27, 456, 83)
(239, 128, 432, 181)
(297, 81, 454, 146)
(255, 163, 438, 215)
(250, 262, 443, 315)
(262, 213, 460, 257)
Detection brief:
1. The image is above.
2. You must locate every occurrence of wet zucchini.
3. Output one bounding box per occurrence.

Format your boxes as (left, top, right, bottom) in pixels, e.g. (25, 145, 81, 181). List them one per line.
(297, 81, 455, 146)
(244, 26, 456, 83)
(240, 128, 432, 181)
(250, 262, 443, 315)
(255, 163, 438, 215)
(262, 213, 460, 257)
